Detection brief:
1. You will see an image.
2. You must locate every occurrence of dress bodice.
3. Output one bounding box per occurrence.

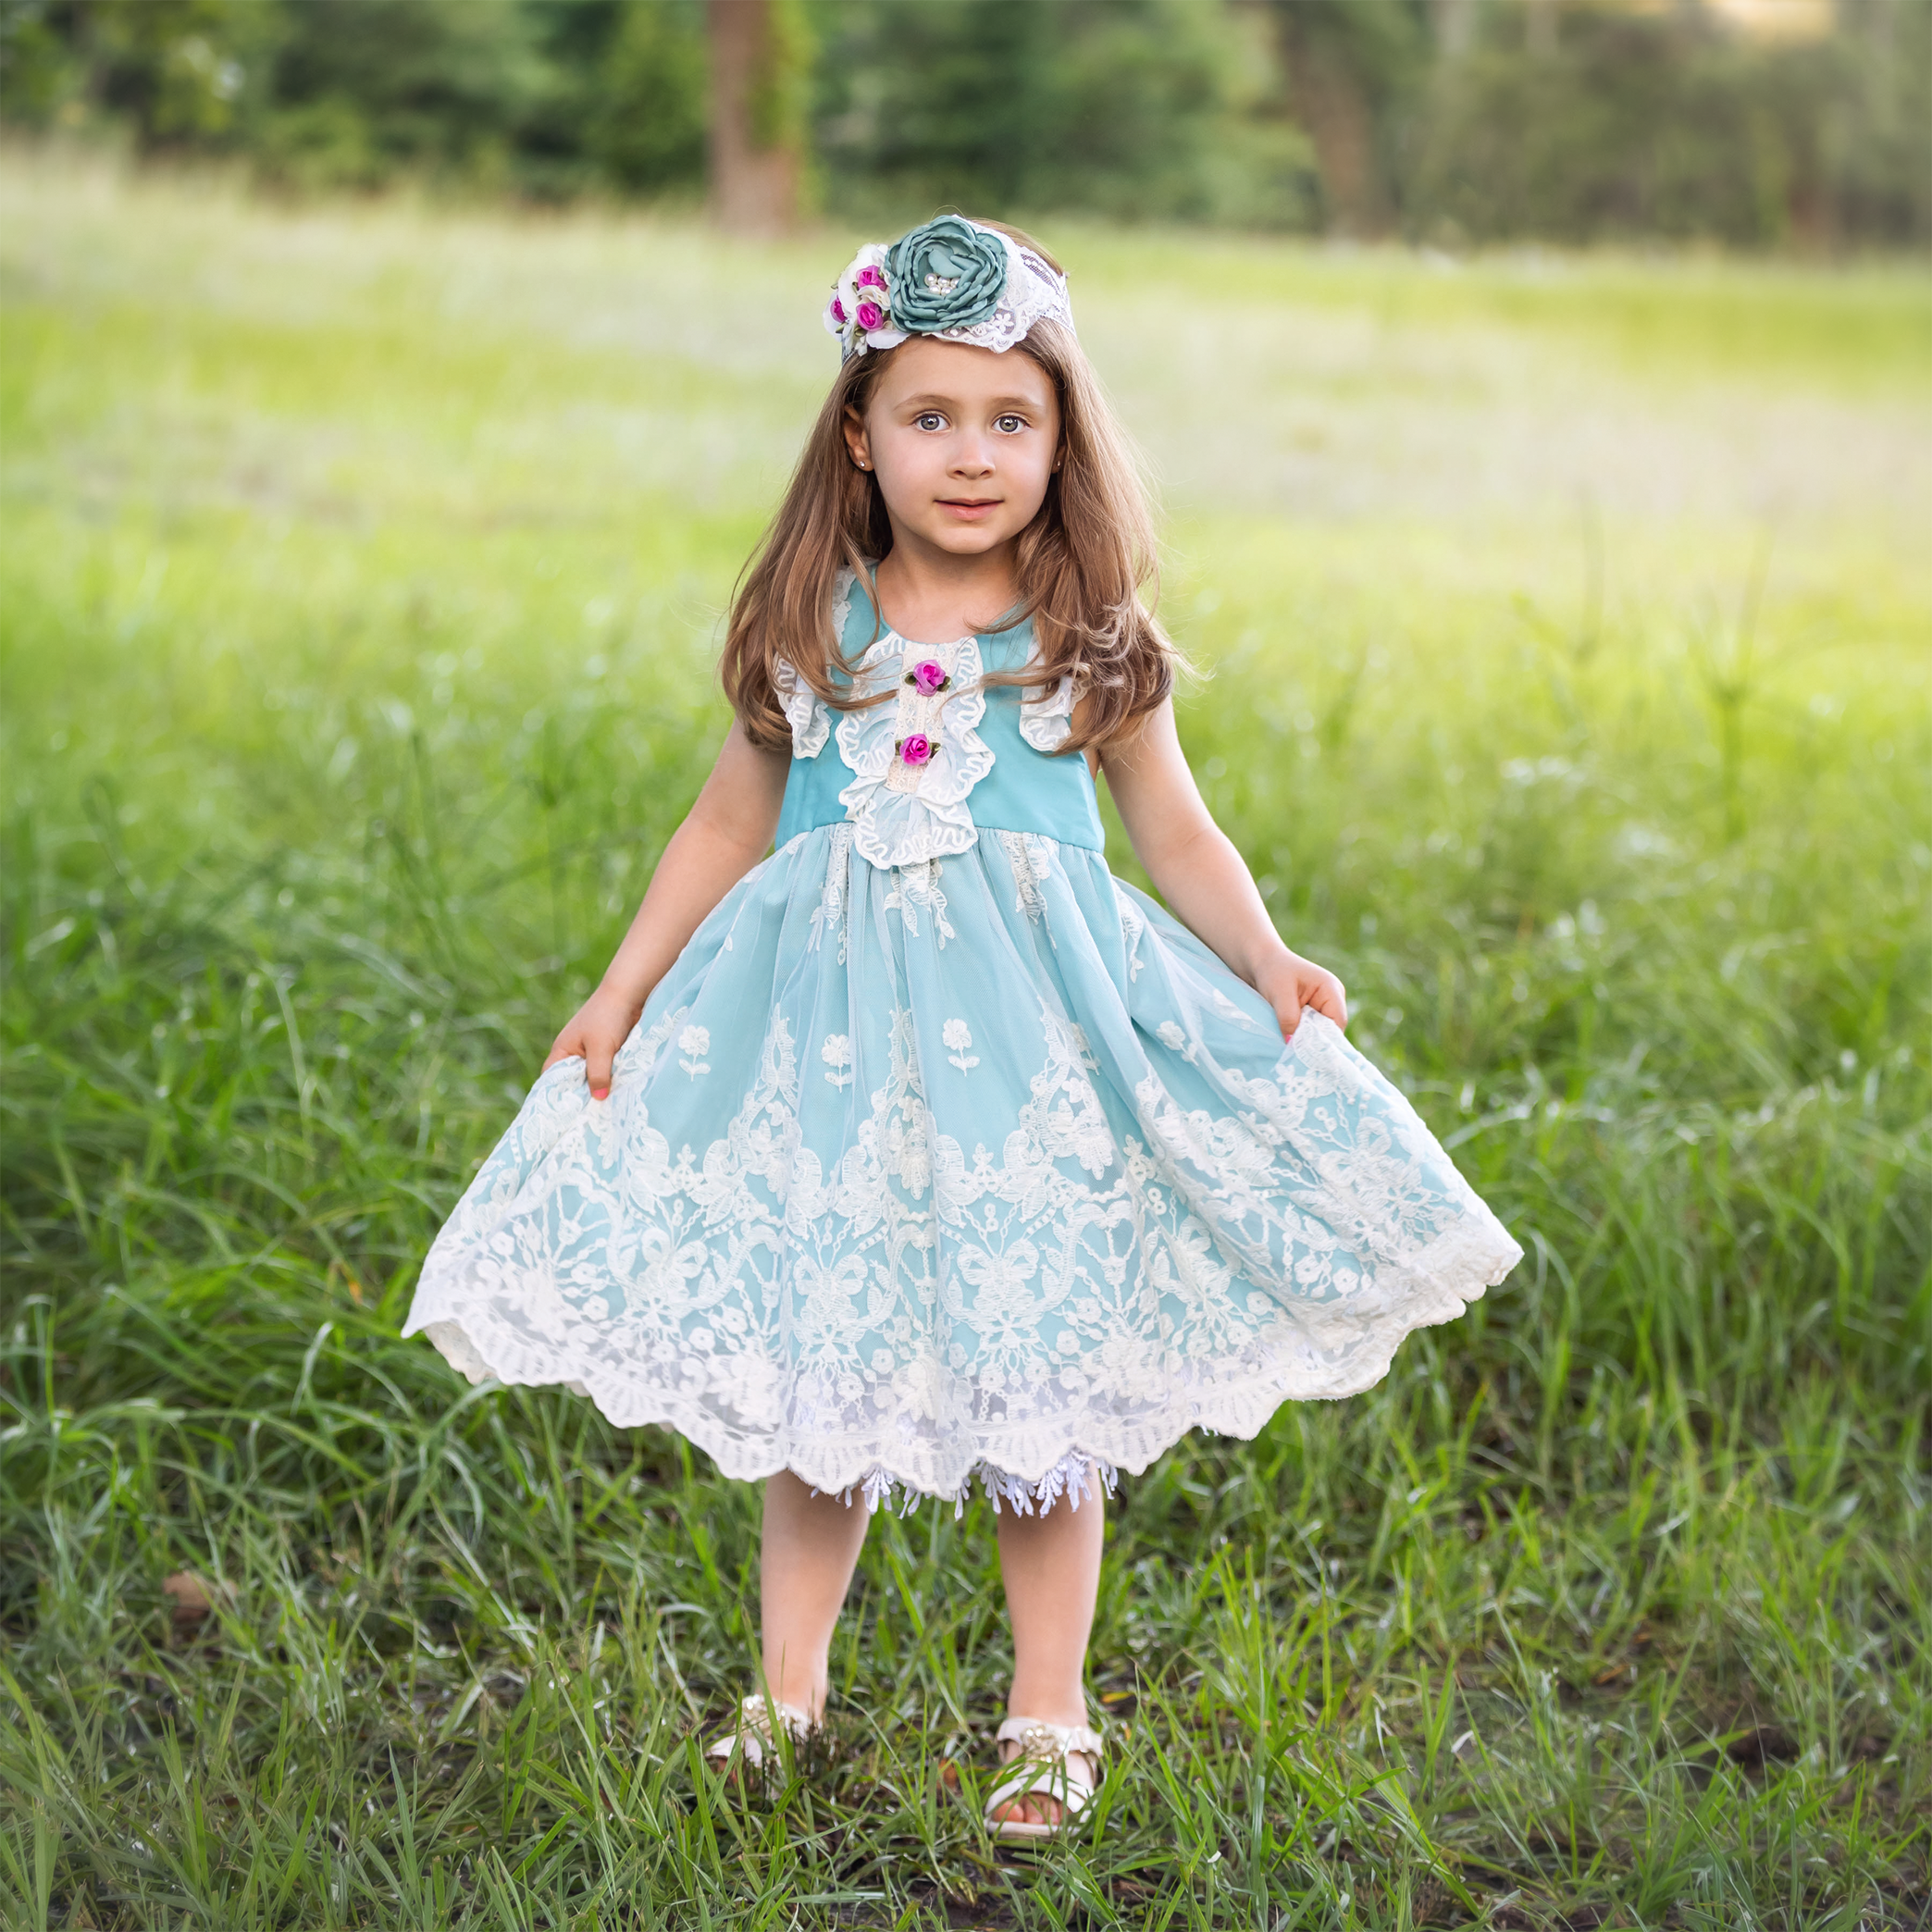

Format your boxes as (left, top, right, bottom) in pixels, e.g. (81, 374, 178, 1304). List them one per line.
(774, 570, 1105, 865)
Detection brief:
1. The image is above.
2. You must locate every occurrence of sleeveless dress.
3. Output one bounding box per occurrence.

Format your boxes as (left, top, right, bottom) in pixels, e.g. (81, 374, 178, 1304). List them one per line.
(404, 573, 1522, 1511)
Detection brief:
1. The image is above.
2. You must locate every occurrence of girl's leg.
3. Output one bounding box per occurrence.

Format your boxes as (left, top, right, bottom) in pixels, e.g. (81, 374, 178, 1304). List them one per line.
(759, 1469, 872, 1717)
(993, 1468, 1106, 1827)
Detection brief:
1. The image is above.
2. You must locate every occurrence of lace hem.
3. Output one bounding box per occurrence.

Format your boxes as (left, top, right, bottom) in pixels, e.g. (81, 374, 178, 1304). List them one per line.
(415, 1207, 1516, 1505)
(816, 1451, 1116, 1517)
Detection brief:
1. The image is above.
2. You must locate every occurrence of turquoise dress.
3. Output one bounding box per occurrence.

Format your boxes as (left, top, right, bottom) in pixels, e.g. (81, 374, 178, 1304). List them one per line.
(406, 573, 1521, 1509)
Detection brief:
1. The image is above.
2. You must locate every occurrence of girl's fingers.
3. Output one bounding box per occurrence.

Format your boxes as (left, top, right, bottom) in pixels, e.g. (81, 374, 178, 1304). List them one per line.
(1277, 993, 1304, 1039)
(541, 1037, 580, 1072)
(586, 1037, 616, 1101)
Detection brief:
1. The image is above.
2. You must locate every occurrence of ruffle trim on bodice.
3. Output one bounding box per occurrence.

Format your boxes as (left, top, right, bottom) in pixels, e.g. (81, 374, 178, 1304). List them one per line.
(836, 631, 994, 869)
(1017, 672, 1075, 753)
(773, 657, 831, 760)
(773, 569, 860, 762)
(773, 567, 1074, 863)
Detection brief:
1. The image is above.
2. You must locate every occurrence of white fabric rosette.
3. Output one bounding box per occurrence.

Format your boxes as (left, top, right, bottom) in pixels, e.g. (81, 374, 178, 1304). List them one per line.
(824, 242, 909, 361)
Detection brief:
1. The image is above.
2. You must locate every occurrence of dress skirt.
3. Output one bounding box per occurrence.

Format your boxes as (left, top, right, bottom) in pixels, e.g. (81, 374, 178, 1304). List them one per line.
(405, 820, 1522, 1509)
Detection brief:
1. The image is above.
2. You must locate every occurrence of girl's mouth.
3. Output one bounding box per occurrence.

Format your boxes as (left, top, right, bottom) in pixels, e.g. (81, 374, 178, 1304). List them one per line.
(938, 499, 1000, 518)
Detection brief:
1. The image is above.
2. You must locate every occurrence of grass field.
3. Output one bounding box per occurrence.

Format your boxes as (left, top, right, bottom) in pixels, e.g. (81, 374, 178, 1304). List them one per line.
(2, 152, 1928, 1930)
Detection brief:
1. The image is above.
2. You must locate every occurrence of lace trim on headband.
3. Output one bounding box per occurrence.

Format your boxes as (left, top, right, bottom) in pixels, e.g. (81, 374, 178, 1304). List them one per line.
(924, 240, 1072, 357)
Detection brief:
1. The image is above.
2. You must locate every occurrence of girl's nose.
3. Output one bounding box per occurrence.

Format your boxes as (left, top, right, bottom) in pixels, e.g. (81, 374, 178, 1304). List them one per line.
(949, 438, 995, 476)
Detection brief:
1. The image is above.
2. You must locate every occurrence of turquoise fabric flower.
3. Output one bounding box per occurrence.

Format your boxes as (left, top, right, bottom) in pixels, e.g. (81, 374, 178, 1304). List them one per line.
(886, 217, 1009, 334)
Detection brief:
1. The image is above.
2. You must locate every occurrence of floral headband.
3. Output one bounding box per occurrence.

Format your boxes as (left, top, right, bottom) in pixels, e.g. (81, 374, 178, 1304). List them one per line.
(823, 214, 1073, 363)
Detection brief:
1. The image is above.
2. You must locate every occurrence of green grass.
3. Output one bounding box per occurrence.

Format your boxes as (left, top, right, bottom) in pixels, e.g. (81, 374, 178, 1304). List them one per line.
(3, 151, 1929, 1930)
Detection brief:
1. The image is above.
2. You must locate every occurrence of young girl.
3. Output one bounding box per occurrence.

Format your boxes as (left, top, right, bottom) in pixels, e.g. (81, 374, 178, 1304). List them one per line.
(405, 216, 1521, 1840)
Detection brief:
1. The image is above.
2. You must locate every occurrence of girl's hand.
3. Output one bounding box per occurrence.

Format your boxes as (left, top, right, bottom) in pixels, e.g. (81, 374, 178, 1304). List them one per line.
(543, 984, 644, 1100)
(1255, 949, 1347, 1041)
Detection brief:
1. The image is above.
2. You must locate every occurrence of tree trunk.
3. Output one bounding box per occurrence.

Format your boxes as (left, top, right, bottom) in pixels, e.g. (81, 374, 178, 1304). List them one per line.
(1430, 0, 1481, 58)
(1281, 12, 1393, 238)
(707, 0, 800, 234)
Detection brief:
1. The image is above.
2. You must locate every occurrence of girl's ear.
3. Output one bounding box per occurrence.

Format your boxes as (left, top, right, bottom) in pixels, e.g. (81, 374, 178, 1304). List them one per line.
(843, 404, 872, 473)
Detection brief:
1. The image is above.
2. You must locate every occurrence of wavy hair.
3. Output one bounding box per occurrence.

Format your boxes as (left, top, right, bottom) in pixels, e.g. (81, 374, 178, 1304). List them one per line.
(721, 222, 1175, 755)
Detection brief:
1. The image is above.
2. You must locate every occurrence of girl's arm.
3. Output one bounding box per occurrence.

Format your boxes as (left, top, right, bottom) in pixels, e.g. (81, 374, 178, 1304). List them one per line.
(544, 721, 790, 1097)
(1097, 699, 1346, 1040)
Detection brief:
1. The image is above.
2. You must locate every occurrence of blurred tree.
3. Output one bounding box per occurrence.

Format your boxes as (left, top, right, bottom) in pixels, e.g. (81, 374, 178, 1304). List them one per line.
(1269, 0, 1430, 237)
(588, 0, 708, 195)
(2, 0, 1921, 246)
(514, 0, 623, 198)
(708, 0, 811, 230)
(811, 0, 1315, 228)
(1404, 0, 1929, 246)
(0, 0, 279, 143)
(264, 0, 544, 189)
(1827, 0, 1932, 243)
(1046, 0, 1312, 224)
(0, 0, 83, 127)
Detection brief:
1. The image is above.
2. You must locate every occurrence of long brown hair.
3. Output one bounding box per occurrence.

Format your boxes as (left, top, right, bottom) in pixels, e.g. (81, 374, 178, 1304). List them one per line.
(721, 221, 1174, 755)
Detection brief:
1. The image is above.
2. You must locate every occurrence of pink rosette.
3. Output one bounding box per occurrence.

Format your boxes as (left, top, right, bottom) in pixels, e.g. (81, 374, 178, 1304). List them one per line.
(825, 242, 909, 359)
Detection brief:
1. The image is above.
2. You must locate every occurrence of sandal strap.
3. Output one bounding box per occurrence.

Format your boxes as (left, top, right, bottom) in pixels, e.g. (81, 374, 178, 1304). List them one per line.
(994, 1715, 1105, 1759)
(985, 1757, 1098, 1818)
(705, 1692, 815, 1765)
(985, 1718, 1102, 1828)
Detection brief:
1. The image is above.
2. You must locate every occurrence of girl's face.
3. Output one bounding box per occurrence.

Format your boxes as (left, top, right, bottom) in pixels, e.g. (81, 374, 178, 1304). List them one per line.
(846, 337, 1061, 562)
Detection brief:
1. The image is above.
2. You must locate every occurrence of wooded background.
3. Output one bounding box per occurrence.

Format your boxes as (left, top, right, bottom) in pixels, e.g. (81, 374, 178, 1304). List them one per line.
(2, 0, 1926, 246)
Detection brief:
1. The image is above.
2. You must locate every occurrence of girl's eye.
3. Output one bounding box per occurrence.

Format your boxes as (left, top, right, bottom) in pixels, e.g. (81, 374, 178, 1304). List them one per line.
(995, 414, 1027, 433)
(915, 413, 946, 431)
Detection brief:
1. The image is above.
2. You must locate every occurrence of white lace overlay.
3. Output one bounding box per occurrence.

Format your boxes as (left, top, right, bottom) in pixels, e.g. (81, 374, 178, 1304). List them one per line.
(807, 824, 853, 962)
(997, 829, 1059, 931)
(836, 633, 994, 868)
(406, 831, 1523, 1504)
